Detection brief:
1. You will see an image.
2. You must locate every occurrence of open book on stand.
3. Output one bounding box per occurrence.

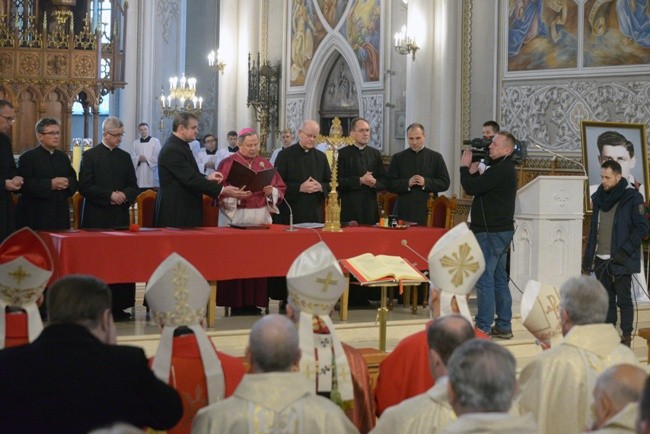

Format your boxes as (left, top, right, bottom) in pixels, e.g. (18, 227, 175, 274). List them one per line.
(340, 253, 427, 286)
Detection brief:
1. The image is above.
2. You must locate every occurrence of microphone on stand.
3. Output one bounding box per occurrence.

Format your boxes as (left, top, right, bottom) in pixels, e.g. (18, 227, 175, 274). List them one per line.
(401, 239, 428, 269)
(277, 189, 297, 232)
(533, 144, 587, 177)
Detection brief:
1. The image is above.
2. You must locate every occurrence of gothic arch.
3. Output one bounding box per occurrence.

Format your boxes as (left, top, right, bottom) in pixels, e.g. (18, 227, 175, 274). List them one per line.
(303, 34, 364, 120)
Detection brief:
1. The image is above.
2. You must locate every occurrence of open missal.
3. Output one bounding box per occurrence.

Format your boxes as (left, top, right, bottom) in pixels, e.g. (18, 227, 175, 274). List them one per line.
(227, 160, 277, 192)
(340, 253, 427, 285)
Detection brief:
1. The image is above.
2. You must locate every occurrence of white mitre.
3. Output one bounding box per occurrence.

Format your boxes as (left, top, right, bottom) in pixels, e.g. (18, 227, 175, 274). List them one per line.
(521, 280, 563, 345)
(0, 227, 53, 348)
(286, 241, 353, 408)
(145, 252, 225, 403)
(427, 222, 485, 323)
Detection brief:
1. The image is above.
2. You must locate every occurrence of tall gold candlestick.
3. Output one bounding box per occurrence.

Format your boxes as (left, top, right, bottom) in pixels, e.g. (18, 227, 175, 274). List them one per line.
(323, 140, 342, 232)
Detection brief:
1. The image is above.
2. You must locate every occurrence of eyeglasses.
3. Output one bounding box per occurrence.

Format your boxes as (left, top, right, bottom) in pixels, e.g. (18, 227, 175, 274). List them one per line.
(40, 131, 61, 136)
(0, 115, 15, 123)
(299, 130, 318, 140)
(106, 132, 125, 137)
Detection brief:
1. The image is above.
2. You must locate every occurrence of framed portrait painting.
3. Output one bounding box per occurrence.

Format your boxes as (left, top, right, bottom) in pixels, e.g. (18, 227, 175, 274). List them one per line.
(581, 120, 648, 211)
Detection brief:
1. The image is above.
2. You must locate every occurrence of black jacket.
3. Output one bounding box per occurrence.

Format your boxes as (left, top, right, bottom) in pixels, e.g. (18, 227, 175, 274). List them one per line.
(460, 156, 517, 233)
(0, 324, 182, 434)
(584, 184, 648, 275)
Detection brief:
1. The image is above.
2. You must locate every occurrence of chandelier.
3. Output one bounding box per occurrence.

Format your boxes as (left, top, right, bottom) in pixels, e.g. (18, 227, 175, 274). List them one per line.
(207, 50, 226, 75)
(160, 73, 203, 118)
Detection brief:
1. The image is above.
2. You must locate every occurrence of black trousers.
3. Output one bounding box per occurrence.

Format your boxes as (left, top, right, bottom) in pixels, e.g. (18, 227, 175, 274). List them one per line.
(594, 257, 633, 337)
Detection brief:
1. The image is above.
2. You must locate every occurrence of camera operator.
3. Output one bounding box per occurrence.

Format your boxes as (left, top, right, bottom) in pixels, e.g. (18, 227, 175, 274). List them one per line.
(477, 121, 500, 174)
(459, 131, 518, 338)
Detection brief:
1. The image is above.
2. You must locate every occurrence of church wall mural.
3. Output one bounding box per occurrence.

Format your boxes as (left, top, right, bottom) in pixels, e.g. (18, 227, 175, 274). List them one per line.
(498, 0, 650, 156)
(507, 0, 650, 72)
(289, 0, 382, 87)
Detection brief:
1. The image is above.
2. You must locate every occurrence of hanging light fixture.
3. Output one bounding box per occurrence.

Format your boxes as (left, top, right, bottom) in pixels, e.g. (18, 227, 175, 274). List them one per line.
(160, 72, 203, 118)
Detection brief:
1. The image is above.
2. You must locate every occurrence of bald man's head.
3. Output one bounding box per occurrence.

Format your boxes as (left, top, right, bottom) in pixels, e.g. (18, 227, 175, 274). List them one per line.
(593, 364, 646, 429)
(247, 314, 300, 373)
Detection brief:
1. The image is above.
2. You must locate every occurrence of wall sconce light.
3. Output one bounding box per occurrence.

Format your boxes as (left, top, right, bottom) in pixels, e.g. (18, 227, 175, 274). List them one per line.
(207, 50, 226, 75)
(394, 25, 418, 61)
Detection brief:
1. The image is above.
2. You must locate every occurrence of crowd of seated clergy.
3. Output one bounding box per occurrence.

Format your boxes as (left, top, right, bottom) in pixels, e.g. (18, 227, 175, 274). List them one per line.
(2, 213, 650, 433)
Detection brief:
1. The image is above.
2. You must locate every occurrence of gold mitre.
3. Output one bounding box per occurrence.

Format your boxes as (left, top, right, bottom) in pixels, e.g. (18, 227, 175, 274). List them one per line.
(520, 280, 562, 342)
(145, 252, 225, 403)
(0, 227, 53, 307)
(287, 241, 345, 316)
(427, 222, 485, 296)
(0, 227, 54, 348)
(145, 252, 209, 326)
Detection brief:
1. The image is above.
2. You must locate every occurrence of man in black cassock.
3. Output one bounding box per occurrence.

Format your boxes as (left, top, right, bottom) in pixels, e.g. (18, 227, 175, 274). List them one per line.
(337, 117, 387, 225)
(387, 123, 450, 226)
(16, 117, 77, 230)
(154, 112, 249, 228)
(269, 119, 331, 308)
(274, 119, 331, 224)
(78, 116, 139, 320)
(0, 99, 23, 242)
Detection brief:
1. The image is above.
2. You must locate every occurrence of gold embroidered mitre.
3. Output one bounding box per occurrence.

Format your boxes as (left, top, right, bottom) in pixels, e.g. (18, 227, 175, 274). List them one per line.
(0, 228, 54, 348)
(145, 252, 225, 403)
(521, 280, 562, 343)
(427, 222, 485, 296)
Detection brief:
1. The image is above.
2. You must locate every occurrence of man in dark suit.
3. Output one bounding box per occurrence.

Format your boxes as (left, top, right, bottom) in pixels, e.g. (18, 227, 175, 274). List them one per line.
(16, 117, 78, 230)
(154, 112, 249, 228)
(0, 275, 182, 434)
(274, 119, 331, 224)
(337, 117, 387, 224)
(78, 116, 139, 319)
(0, 99, 23, 242)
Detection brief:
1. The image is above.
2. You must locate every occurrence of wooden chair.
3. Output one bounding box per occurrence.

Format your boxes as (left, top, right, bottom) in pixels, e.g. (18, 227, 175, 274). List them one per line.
(426, 194, 457, 229)
(377, 191, 397, 216)
(202, 195, 219, 227)
(70, 192, 83, 229)
(135, 189, 157, 227)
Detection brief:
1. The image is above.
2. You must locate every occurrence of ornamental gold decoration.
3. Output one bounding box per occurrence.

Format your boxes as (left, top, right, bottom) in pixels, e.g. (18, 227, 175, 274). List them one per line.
(18, 53, 39, 76)
(438, 242, 481, 287)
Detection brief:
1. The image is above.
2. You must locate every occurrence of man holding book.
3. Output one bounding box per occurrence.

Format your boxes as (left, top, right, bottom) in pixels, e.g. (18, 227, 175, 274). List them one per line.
(215, 128, 286, 316)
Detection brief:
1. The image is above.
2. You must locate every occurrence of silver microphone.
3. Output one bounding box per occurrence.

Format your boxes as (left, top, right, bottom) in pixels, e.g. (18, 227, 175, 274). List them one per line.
(401, 239, 428, 269)
(533, 144, 587, 176)
(277, 189, 297, 232)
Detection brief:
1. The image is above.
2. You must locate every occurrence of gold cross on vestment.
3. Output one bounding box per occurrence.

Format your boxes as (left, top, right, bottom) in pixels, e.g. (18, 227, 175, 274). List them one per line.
(316, 271, 338, 292)
(9, 265, 30, 285)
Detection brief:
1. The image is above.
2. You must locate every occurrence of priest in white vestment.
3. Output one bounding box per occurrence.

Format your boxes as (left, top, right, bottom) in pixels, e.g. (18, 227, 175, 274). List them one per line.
(286, 241, 375, 433)
(516, 276, 638, 434)
(130, 122, 161, 189)
(370, 316, 474, 434)
(191, 314, 358, 434)
(442, 339, 538, 434)
(583, 364, 646, 434)
(372, 225, 487, 433)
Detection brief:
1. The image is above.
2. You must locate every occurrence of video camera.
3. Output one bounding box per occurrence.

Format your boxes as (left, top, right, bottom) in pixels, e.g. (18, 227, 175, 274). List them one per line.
(462, 137, 491, 162)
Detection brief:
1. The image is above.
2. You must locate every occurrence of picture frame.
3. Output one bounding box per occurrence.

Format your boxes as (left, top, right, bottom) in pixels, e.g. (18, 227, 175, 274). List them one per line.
(580, 120, 649, 212)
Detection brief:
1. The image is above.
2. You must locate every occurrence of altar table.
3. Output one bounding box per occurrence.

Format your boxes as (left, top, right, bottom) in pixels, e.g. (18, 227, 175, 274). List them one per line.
(40, 225, 445, 327)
